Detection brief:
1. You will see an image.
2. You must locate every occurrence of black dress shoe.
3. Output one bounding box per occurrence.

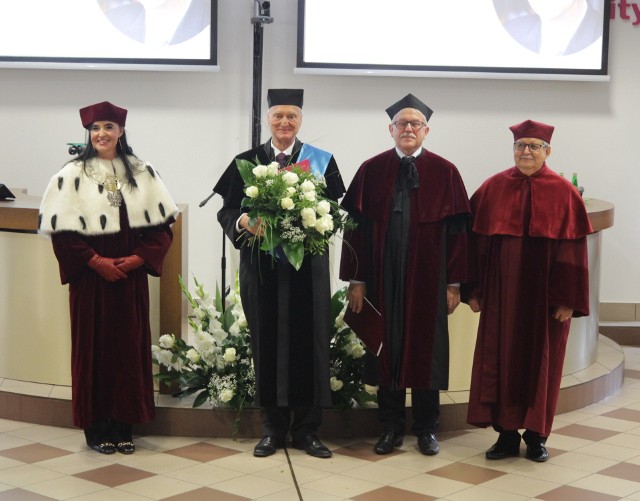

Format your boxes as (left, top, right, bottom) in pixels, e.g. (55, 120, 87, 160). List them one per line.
(254, 436, 283, 457)
(291, 434, 332, 458)
(91, 442, 116, 455)
(485, 439, 520, 460)
(374, 430, 404, 455)
(526, 443, 549, 462)
(116, 441, 136, 454)
(417, 433, 440, 456)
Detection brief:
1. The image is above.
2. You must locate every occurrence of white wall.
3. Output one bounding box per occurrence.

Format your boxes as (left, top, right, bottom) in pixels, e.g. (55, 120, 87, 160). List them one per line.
(1, 0, 638, 302)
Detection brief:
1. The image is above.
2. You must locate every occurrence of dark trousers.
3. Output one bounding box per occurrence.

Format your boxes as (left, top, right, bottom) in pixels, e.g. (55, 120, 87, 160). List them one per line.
(84, 419, 132, 446)
(263, 405, 322, 442)
(378, 388, 440, 436)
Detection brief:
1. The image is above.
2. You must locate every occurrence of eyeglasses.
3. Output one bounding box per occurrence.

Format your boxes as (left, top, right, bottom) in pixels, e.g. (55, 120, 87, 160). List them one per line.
(392, 120, 426, 130)
(514, 142, 547, 152)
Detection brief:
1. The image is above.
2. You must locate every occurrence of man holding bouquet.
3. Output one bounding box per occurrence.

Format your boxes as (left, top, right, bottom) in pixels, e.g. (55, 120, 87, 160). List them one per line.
(214, 89, 345, 458)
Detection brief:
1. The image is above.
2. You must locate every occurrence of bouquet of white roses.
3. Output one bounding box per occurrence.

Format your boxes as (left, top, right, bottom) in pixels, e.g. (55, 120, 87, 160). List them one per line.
(152, 275, 255, 438)
(236, 158, 355, 271)
(329, 287, 378, 410)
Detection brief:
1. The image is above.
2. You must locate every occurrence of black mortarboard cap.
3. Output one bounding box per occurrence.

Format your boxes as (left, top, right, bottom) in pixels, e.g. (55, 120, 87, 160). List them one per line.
(267, 89, 304, 108)
(385, 93, 433, 121)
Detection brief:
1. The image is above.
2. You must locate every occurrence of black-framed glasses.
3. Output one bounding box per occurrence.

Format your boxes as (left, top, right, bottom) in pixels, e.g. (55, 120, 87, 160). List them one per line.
(392, 120, 426, 130)
(514, 142, 547, 152)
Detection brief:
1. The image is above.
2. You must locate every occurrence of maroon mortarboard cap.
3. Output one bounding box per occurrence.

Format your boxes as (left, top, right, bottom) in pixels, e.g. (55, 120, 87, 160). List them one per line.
(385, 93, 434, 121)
(267, 89, 304, 108)
(79, 101, 127, 128)
(509, 119, 554, 143)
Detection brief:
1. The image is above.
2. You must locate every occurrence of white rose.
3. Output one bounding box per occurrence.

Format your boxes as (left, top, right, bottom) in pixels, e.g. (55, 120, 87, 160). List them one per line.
(286, 187, 296, 196)
(245, 186, 259, 198)
(330, 376, 344, 391)
(237, 314, 248, 328)
(252, 164, 268, 178)
(300, 180, 315, 192)
(220, 389, 235, 402)
(350, 344, 365, 358)
(301, 207, 316, 228)
(158, 334, 175, 349)
(304, 190, 316, 202)
(186, 348, 200, 363)
(280, 197, 295, 210)
(223, 347, 237, 363)
(282, 171, 299, 185)
(316, 200, 331, 216)
(315, 214, 334, 235)
(267, 162, 280, 175)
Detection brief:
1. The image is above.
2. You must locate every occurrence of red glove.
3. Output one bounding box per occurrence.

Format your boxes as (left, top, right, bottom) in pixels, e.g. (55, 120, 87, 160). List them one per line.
(115, 255, 145, 273)
(87, 254, 127, 282)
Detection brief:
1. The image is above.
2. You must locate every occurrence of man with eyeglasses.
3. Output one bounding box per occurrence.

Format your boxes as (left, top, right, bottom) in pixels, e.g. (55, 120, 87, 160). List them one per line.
(340, 94, 471, 456)
(464, 119, 592, 462)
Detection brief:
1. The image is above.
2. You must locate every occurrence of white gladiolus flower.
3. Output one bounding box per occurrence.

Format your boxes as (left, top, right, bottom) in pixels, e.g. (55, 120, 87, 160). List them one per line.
(220, 389, 235, 402)
(316, 200, 331, 216)
(172, 358, 185, 372)
(158, 334, 175, 349)
(364, 384, 378, 395)
(237, 314, 248, 328)
(330, 376, 344, 391)
(186, 348, 200, 363)
(280, 197, 295, 210)
(300, 180, 315, 192)
(282, 171, 299, 185)
(228, 322, 240, 336)
(246, 186, 259, 198)
(252, 164, 268, 178)
(223, 347, 237, 363)
(155, 349, 174, 366)
(335, 311, 346, 327)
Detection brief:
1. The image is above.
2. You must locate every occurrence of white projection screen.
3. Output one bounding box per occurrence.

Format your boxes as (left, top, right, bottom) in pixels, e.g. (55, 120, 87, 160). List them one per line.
(0, 0, 217, 71)
(296, 0, 610, 80)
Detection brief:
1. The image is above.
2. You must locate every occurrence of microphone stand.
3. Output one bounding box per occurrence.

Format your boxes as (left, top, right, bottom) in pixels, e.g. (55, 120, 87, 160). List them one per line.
(199, 1, 272, 311)
(251, 0, 273, 148)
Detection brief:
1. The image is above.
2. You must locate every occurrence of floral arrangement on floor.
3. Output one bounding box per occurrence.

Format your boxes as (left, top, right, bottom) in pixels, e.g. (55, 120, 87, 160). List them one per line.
(152, 277, 377, 437)
(236, 158, 356, 270)
(152, 275, 255, 437)
(329, 287, 378, 411)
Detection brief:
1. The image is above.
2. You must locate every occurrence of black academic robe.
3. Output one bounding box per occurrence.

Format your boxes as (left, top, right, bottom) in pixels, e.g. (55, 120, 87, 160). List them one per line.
(213, 139, 346, 408)
(340, 148, 471, 390)
(465, 165, 592, 436)
(52, 204, 173, 429)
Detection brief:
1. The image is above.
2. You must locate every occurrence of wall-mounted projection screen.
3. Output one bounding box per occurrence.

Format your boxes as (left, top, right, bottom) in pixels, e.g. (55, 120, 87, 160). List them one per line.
(0, 0, 217, 71)
(296, 0, 610, 80)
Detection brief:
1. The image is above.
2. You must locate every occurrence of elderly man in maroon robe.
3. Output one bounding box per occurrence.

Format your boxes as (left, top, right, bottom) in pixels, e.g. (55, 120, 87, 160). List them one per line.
(464, 119, 592, 462)
(341, 94, 471, 456)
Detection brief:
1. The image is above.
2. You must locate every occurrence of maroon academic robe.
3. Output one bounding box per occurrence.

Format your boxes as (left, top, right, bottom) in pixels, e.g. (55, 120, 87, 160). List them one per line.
(340, 148, 470, 389)
(51, 203, 173, 428)
(465, 164, 592, 436)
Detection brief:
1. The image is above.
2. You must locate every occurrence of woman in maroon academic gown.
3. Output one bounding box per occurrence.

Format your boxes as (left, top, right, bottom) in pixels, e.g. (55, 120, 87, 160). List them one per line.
(39, 101, 178, 455)
(464, 119, 592, 462)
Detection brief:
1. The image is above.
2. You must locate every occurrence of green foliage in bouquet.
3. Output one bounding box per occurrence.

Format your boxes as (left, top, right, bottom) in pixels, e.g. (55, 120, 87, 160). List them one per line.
(236, 158, 356, 270)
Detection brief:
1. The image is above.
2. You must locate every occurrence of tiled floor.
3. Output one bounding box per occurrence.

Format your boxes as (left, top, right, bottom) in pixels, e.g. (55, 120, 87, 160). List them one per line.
(1, 347, 639, 500)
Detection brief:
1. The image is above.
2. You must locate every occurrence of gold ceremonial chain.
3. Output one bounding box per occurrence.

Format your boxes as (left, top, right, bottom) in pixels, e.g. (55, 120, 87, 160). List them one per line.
(86, 161, 124, 208)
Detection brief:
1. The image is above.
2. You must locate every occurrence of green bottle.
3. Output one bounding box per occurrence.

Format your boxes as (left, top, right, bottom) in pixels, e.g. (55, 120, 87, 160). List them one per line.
(571, 172, 579, 189)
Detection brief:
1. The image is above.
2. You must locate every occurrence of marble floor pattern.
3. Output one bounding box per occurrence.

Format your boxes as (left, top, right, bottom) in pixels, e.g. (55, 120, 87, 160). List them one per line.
(1, 346, 640, 500)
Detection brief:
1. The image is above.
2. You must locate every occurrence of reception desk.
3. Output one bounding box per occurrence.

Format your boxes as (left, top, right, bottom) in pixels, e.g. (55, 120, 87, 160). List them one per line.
(447, 198, 614, 391)
(0, 190, 188, 386)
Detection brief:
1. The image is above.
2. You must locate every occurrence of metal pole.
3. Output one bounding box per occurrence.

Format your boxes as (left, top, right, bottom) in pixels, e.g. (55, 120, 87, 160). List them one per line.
(251, 1, 273, 148)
